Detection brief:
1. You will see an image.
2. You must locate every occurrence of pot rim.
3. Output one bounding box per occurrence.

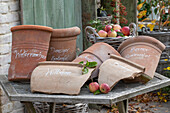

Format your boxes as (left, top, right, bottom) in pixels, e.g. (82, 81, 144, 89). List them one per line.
(11, 25, 53, 32)
(38, 61, 82, 67)
(117, 36, 166, 52)
(52, 26, 81, 38)
(110, 54, 145, 71)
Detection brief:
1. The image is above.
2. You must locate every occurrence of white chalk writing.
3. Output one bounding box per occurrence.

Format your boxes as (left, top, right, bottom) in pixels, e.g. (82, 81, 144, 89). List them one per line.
(45, 68, 72, 76)
(79, 55, 93, 62)
(50, 47, 70, 55)
(113, 62, 132, 72)
(51, 55, 69, 61)
(125, 53, 150, 59)
(13, 49, 46, 60)
(130, 47, 148, 52)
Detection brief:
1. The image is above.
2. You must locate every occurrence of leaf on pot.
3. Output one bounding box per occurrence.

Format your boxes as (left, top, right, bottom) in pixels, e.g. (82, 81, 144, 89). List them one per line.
(82, 67, 89, 75)
(138, 24, 145, 29)
(88, 62, 97, 68)
(79, 61, 84, 65)
(137, 10, 147, 18)
(163, 20, 170, 26)
(147, 24, 155, 31)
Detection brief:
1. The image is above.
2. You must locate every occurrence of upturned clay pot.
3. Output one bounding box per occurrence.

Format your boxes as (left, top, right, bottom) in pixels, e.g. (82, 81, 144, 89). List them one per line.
(73, 42, 121, 78)
(31, 62, 95, 95)
(98, 54, 146, 89)
(47, 27, 81, 61)
(8, 25, 53, 81)
(118, 36, 166, 79)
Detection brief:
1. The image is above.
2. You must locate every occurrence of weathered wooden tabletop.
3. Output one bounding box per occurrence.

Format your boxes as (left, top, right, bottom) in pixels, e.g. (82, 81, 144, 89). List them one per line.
(0, 73, 170, 105)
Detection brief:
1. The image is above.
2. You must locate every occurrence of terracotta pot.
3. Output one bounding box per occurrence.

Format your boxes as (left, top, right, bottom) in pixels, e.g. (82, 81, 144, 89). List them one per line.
(8, 25, 53, 81)
(73, 42, 121, 78)
(98, 54, 145, 89)
(47, 27, 81, 61)
(31, 62, 95, 95)
(118, 36, 166, 79)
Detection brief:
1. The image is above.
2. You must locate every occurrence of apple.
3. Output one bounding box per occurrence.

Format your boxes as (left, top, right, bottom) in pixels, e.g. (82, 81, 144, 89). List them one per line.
(100, 83, 110, 94)
(104, 25, 112, 32)
(115, 29, 121, 32)
(113, 24, 121, 31)
(107, 31, 117, 37)
(89, 82, 100, 93)
(98, 30, 107, 37)
(121, 26, 130, 36)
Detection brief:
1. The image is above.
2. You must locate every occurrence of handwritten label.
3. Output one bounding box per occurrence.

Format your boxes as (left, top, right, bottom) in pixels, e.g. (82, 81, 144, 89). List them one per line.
(125, 53, 150, 59)
(51, 55, 69, 61)
(112, 62, 132, 72)
(50, 47, 70, 55)
(13, 49, 46, 60)
(130, 47, 148, 52)
(79, 55, 94, 62)
(45, 68, 72, 76)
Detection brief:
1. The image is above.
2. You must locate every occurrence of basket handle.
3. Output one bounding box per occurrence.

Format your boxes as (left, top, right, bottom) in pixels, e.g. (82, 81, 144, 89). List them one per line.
(85, 26, 99, 43)
(129, 23, 137, 37)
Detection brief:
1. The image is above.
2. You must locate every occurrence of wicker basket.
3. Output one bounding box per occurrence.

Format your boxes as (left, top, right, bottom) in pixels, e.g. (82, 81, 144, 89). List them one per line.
(85, 23, 137, 49)
(33, 102, 88, 113)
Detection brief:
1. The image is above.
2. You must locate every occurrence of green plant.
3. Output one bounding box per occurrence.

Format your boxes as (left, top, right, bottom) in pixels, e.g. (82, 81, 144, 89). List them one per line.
(79, 61, 97, 74)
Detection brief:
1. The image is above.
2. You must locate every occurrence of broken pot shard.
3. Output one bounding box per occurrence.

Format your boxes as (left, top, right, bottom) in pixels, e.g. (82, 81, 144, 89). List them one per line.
(73, 42, 121, 79)
(98, 54, 146, 89)
(31, 62, 94, 95)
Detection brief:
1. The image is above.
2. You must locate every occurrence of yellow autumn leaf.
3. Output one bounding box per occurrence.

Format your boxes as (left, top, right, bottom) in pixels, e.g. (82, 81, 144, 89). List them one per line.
(151, 19, 156, 24)
(138, 24, 145, 29)
(164, 59, 168, 61)
(137, 1, 146, 10)
(163, 68, 167, 70)
(163, 20, 170, 26)
(147, 24, 155, 31)
(167, 67, 170, 70)
(162, 93, 168, 96)
(137, 10, 147, 19)
(141, 18, 150, 22)
(161, 6, 165, 10)
(157, 92, 161, 95)
(163, 98, 167, 103)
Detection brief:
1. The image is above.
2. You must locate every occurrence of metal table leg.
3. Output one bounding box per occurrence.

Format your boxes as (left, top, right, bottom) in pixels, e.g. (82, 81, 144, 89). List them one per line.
(117, 99, 128, 113)
(23, 102, 36, 113)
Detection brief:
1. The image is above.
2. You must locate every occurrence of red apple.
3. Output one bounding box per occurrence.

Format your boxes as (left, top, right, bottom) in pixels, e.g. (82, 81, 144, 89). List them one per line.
(100, 83, 110, 94)
(98, 30, 107, 37)
(115, 29, 121, 32)
(113, 24, 121, 31)
(89, 82, 100, 93)
(104, 25, 112, 32)
(107, 31, 117, 37)
(121, 26, 130, 36)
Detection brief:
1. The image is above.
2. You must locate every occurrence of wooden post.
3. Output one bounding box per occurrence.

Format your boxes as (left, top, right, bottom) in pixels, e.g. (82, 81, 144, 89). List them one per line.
(82, 0, 97, 50)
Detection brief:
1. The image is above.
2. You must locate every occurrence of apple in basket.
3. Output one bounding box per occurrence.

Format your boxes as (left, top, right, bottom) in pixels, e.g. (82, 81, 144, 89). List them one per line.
(89, 82, 100, 93)
(113, 24, 121, 31)
(98, 30, 107, 37)
(104, 25, 112, 32)
(121, 26, 130, 36)
(100, 83, 110, 94)
(108, 31, 117, 37)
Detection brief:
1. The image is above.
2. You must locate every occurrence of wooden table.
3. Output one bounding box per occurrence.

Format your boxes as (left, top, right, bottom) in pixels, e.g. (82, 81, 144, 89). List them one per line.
(0, 73, 170, 113)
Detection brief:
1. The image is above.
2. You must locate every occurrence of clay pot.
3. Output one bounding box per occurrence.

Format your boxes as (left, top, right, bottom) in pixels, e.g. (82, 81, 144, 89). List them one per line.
(98, 54, 145, 89)
(47, 27, 81, 61)
(118, 36, 166, 79)
(8, 25, 53, 81)
(31, 62, 95, 95)
(73, 42, 121, 78)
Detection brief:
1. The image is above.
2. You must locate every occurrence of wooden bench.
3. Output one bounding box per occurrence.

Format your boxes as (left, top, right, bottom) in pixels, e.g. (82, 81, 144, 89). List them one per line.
(0, 73, 170, 113)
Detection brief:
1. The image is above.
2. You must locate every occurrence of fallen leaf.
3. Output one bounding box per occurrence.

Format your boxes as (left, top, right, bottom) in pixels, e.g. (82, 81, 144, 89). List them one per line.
(138, 24, 145, 29)
(149, 105, 156, 108)
(158, 105, 162, 107)
(141, 18, 150, 22)
(154, 108, 158, 111)
(147, 24, 155, 31)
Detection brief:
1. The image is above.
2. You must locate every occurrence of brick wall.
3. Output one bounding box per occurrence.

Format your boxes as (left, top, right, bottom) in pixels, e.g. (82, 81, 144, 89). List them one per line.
(0, 0, 24, 112)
